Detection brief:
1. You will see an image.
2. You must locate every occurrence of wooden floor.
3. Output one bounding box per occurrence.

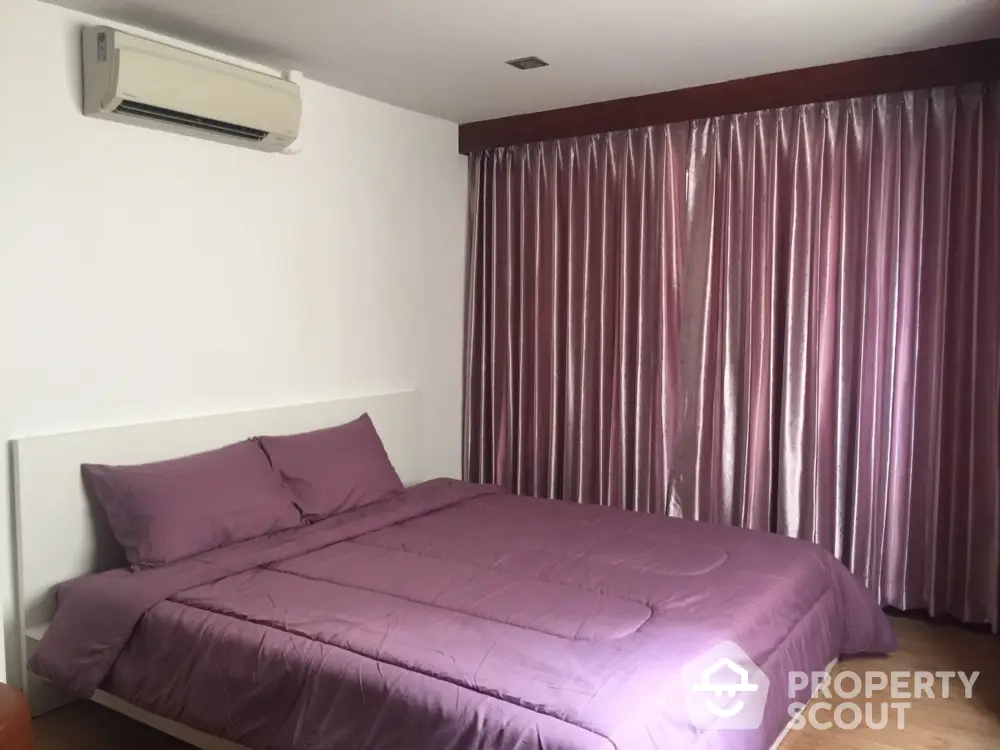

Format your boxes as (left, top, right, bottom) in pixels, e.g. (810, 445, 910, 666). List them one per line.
(782, 617, 1000, 749)
(33, 617, 1000, 749)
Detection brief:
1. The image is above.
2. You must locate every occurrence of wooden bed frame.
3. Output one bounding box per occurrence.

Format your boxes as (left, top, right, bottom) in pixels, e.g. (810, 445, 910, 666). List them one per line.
(11, 390, 424, 749)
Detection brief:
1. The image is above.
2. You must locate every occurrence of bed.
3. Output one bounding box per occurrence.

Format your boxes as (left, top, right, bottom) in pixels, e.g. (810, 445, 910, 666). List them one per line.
(15, 392, 894, 750)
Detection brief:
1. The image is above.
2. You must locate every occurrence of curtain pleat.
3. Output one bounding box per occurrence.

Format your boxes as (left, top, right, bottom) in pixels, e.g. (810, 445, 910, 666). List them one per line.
(463, 84, 1000, 630)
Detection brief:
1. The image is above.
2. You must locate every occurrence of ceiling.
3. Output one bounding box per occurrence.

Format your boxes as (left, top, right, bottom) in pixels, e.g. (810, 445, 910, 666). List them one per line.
(44, 0, 1000, 123)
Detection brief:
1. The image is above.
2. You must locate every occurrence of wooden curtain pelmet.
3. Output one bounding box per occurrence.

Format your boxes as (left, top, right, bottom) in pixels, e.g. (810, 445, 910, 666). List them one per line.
(458, 39, 1000, 153)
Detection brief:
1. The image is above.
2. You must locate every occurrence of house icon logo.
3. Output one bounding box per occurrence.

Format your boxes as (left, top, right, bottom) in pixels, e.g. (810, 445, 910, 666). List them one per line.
(682, 641, 770, 730)
(692, 657, 760, 717)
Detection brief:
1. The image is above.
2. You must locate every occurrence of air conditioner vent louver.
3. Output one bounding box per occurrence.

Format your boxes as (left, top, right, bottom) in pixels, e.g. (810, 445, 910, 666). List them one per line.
(114, 100, 268, 142)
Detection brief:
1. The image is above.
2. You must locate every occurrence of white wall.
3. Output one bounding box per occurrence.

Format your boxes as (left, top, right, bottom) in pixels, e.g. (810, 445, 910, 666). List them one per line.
(0, 0, 468, 684)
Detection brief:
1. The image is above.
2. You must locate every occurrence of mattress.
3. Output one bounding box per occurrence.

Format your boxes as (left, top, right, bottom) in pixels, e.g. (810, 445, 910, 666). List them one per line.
(32, 479, 895, 750)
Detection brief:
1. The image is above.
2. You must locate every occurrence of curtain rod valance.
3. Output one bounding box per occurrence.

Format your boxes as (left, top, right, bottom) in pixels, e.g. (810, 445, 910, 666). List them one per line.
(458, 39, 1000, 154)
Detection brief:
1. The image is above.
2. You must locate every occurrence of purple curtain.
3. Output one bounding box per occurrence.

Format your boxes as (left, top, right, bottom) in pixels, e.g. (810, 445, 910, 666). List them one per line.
(464, 125, 689, 514)
(463, 83, 1000, 630)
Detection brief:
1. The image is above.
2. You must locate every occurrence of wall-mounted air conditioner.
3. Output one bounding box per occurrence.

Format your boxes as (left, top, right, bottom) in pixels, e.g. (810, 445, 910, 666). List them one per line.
(82, 26, 302, 153)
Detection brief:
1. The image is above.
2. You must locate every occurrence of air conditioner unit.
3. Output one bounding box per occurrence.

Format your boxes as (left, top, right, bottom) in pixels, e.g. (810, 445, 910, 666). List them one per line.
(82, 26, 302, 153)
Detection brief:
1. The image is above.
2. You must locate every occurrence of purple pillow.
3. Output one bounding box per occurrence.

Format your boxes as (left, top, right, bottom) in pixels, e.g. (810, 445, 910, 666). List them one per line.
(82, 440, 302, 568)
(257, 414, 404, 521)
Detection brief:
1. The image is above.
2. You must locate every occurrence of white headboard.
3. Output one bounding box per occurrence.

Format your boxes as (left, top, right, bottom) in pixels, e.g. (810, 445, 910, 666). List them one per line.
(11, 390, 422, 692)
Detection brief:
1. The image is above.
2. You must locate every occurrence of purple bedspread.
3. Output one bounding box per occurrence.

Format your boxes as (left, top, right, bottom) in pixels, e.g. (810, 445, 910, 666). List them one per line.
(32, 479, 894, 750)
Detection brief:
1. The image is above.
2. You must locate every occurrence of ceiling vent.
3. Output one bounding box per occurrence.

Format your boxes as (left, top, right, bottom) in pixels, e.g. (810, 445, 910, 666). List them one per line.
(506, 56, 549, 71)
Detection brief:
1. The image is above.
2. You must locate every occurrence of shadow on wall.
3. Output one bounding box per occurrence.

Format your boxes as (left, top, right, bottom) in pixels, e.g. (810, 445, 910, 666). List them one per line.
(66, 23, 84, 112)
(901, 1, 1000, 51)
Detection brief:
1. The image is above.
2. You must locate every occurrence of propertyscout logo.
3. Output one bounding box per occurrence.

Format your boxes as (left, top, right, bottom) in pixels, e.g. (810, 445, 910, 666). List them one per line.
(682, 643, 979, 732)
(682, 642, 770, 730)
